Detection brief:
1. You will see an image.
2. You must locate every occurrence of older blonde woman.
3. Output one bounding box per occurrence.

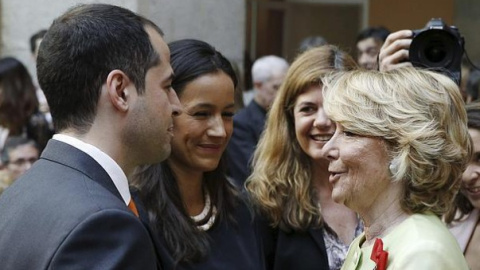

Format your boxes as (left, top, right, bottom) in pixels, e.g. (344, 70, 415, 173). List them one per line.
(322, 68, 470, 270)
(246, 45, 360, 270)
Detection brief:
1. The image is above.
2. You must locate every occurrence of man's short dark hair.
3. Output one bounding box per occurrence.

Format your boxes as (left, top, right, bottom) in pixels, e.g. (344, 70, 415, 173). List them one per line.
(30, 29, 48, 54)
(356, 26, 391, 44)
(37, 4, 163, 133)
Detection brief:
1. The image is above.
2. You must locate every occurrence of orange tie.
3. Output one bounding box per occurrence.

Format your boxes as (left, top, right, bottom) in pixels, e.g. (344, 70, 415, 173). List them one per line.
(128, 199, 139, 218)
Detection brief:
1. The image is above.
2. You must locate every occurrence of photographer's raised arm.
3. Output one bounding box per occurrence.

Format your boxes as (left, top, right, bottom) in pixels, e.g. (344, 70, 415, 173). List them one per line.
(378, 30, 413, 71)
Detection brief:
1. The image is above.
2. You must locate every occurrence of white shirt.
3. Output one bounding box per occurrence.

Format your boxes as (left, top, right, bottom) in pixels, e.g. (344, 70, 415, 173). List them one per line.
(53, 134, 130, 206)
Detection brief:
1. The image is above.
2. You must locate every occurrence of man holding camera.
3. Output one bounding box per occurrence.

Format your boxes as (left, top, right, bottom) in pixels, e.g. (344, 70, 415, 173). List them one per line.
(378, 30, 414, 72)
(379, 19, 464, 86)
(356, 26, 390, 70)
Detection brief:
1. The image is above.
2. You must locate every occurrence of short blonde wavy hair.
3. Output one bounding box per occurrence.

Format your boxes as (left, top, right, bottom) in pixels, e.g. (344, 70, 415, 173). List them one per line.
(323, 67, 472, 216)
(246, 45, 357, 230)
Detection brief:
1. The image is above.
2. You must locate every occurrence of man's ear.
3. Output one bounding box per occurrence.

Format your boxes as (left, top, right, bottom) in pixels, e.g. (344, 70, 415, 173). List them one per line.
(106, 70, 131, 112)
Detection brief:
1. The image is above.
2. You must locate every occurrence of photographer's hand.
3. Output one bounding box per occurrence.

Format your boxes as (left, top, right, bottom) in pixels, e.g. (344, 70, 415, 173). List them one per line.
(379, 30, 413, 71)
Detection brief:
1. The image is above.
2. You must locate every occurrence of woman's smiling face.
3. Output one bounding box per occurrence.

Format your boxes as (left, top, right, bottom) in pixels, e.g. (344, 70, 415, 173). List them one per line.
(293, 85, 335, 160)
(168, 71, 235, 173)
(461, 128, 480, 209)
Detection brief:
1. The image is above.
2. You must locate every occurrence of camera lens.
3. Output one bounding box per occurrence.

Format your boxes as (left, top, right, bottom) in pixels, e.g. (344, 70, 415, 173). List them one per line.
(424, 43, 447, 63)
(410, 30, 457, 67)
(409, 18, 464, 85)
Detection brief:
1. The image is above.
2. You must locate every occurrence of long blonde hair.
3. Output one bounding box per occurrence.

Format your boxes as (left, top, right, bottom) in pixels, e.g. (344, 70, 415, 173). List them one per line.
(246, 45, 357, 230)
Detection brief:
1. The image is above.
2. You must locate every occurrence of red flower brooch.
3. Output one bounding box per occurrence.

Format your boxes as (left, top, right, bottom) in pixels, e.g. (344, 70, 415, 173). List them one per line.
(370, 238, 388, 270)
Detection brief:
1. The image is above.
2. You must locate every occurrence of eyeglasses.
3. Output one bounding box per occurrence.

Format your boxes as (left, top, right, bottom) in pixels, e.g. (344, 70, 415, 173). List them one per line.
(8, 157, 38, 167)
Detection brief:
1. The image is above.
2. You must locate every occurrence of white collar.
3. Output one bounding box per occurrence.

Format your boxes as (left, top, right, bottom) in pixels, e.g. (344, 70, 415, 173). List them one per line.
(52, 134, 130, 206)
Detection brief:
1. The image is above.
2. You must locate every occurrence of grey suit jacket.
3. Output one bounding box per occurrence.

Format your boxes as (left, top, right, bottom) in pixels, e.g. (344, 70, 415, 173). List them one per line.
(0, 139, 160, 269)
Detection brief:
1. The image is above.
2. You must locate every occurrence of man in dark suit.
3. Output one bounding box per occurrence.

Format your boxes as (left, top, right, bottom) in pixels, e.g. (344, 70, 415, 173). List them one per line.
(0, 4, 182, 269)
(227, 55, 288, 186)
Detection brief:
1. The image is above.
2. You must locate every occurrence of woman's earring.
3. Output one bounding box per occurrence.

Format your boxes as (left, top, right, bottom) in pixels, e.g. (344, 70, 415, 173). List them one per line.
(389, 162, 396, 175)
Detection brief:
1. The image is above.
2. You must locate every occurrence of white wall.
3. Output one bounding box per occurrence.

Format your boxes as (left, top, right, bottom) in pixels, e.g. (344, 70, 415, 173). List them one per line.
(0, 0, 137, 83)
(139, 0, 245, 68)
(1, 0, 245, 83)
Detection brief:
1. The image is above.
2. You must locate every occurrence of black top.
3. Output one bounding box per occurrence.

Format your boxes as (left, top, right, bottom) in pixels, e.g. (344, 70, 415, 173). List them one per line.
(156, 198, 266, 270)
(260, 216, 329, 270)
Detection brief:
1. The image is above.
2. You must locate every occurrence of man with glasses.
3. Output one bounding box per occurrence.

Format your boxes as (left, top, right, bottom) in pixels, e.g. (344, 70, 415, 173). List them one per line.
(0, 136, 39, 194)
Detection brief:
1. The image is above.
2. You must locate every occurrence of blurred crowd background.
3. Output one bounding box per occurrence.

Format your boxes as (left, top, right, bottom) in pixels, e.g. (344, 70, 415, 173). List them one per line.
(1, 0, 480, 92)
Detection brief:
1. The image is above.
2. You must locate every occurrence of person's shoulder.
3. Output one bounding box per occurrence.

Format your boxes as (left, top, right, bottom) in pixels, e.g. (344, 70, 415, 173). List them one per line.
(234, 106, 251, 121)
(1, 157, 130, 223)
(391, 237, 468, 269)
(50, 208, 157, 269)
(0, 183, 148, 269)
(386, 213, 468, 269)
(390, 213, 455, 243)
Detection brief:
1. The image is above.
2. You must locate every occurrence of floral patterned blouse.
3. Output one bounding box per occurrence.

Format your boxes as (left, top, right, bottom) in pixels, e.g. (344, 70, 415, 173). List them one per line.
(323, 218, 364, 270)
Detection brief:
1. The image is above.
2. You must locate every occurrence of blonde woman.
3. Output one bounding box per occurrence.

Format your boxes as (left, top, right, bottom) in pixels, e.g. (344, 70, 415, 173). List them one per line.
(246, 45, 360, 270)
(322, 68, 470, 269)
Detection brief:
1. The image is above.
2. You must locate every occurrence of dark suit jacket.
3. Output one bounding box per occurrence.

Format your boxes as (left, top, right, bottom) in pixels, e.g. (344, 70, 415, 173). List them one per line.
(273, 229, 329, 270)
(0, 140, 160, 270)
(227, 100, 266, 186)
(260, 218, 329, 270)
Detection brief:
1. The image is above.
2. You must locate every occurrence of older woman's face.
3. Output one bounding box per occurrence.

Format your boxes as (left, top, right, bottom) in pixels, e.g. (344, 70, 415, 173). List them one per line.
(293, 85, 335, 160)
(461, 128, 480, 209)
(323, 123, 391, 213)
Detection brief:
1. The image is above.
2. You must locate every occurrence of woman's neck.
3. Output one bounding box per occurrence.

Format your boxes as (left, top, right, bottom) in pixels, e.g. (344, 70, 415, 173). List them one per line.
(360, 187, 410, 247)
(168, 161, 204, 216)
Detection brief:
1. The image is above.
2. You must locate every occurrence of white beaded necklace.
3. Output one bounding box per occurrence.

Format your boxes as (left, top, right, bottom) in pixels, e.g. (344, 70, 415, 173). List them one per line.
(190, 190, 217, 231)
(196, 206, 217, 231)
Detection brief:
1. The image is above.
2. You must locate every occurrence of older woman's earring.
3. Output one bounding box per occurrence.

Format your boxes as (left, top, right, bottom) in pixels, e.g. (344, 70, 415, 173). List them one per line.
(389, 162, 396, 175)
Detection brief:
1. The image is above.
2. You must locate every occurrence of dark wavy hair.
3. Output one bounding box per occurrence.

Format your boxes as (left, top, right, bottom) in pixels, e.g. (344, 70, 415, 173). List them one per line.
(132, 39, 239, 264)
(0, 57, 38, 135)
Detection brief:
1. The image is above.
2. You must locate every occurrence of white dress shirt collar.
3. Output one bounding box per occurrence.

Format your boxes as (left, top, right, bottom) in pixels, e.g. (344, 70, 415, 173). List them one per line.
(53, 134, 130, 206)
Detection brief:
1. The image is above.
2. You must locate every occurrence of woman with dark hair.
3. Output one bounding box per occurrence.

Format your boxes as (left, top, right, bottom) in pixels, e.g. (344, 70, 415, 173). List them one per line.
(132, 39, 264, 269)
(0, 57, 53, 150)
(446, 102, 480, 270)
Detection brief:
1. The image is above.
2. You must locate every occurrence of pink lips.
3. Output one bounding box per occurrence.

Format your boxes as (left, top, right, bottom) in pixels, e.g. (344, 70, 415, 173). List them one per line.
(328, 171, 343, 184)
(167, 125, 174, 136)
(198, 143, 223, 153)
(310, 134, 333, 143)
(464, 186, 480, 198)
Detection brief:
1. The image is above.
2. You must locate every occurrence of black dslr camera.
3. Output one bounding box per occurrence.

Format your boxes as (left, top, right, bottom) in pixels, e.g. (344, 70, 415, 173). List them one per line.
(409, 18, 464, 85)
